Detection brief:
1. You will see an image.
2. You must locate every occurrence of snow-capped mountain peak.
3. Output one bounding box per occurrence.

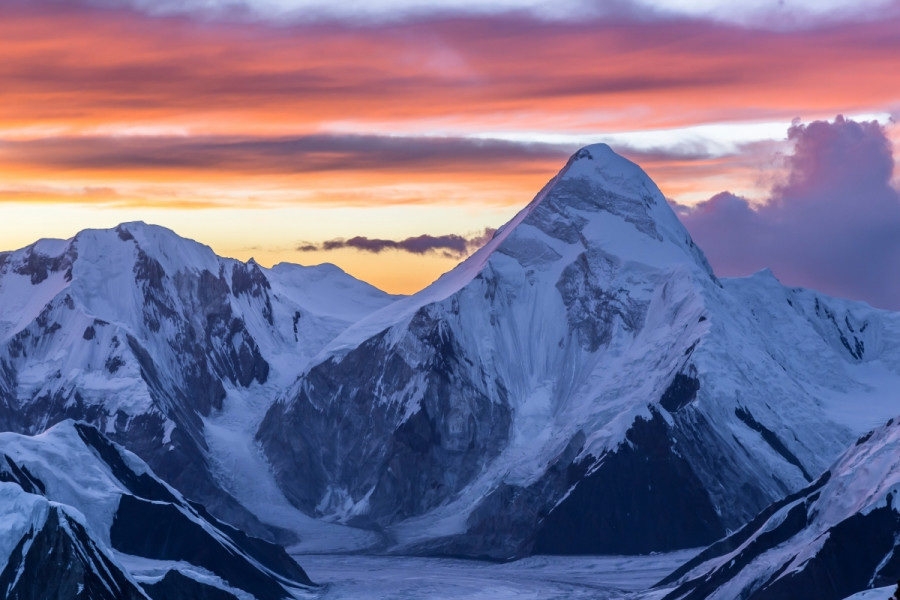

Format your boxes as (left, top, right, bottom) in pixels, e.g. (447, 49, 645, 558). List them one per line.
(317, 144, 714, 358)
(505, 143, 714, 274)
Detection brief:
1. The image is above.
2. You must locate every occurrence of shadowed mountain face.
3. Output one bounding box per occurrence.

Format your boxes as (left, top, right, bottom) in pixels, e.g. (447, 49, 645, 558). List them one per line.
(1, 144, 899, 593)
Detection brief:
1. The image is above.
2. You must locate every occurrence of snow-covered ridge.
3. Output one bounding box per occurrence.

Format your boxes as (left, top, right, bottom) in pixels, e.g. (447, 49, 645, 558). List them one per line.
(661, 415, 900, 600)
(0, 420, 317, 599)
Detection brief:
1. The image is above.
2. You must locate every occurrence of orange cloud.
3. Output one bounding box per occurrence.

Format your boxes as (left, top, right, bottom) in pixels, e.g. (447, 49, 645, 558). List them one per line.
(1, 3, 899, 135)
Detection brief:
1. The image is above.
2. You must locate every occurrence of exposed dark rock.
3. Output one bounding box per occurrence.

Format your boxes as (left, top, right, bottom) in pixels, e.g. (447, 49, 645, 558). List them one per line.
(662, 498, 815, 600)
(735, 407, 812, 481)
(0, 387, 106, 435)
(188, 500, 313, 585)
(659, 372, 700, 412)
(751, 506, 900, 600)
(413, 405, 740, 560)
(534, 409, 725, 555)
(144, 570, 241, 600)
(658, 472, 831, 587)
(105, 355, 126, 373)
(0, 456, 47, 495)
(13, 247, 74, 285)
(813, 298, 866, 361)
(661, 481, 900, 600)
(134, 249, 167, 291)
(412, 433, 587, 560)
(556, 250, 648, 352)
(259, 312, 512, 526)
(292, 311, 302, 339)
(231, 261, 275, 325)
(526, 173, 662, 243)
(116, 225, 135, 241)
(0, 506, 147, 600)
(75, 422, 179, 503)
(111, 494, 312, 599)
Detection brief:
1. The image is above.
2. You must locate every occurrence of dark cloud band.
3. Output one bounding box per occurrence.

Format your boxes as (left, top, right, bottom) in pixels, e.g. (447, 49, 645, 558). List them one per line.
(299, 228, 495, 258)
(0, 135, 568, 175)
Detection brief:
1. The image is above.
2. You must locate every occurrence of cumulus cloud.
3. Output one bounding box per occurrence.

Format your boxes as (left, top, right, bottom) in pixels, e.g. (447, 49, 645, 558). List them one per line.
(676, 116, 900, 310)
(298, 228, 496, 259)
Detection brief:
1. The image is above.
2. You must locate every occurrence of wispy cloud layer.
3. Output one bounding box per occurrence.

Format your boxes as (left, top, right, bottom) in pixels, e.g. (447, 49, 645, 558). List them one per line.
(676, 116, 900, 310)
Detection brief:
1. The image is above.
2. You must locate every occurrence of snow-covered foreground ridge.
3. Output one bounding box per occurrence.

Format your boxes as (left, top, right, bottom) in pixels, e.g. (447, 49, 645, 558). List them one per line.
(0, 143, 898, 599)
(660, 415, 900, 600)
(0, 420, 315, 599)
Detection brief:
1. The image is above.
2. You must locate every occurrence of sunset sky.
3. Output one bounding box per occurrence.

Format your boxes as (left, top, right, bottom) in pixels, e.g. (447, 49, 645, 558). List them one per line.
(2, 0, 900, 304)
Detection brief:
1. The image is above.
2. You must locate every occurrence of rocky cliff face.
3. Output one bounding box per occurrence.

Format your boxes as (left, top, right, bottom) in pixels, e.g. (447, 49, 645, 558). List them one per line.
(0, 484, 147, 600)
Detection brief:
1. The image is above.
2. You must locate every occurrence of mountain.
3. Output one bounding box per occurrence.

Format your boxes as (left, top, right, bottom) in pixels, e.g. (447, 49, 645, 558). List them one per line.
(256, 144, 900, 559)
(0, 420, 315, 599)
(2, 143, 898, 575)
(0, 222, 396, 540)
(658, 416, 900, 600)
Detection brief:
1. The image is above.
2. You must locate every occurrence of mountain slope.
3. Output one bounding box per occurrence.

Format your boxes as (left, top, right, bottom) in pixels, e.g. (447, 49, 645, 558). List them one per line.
(257, 143, 900, 559)
(659, 415, 900, 600)
(0, 223, 396, 539)
(0, 420, 316, 599)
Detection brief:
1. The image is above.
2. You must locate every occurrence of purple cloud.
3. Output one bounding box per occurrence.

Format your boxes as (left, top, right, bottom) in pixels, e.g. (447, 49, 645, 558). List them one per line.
(299, 228, 495, 258)
(676, 116, 900, 310)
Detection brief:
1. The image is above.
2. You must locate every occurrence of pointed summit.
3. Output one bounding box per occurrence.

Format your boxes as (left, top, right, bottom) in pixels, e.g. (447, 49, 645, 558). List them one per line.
(492, 143, 714, 276)
(318, 144, 715, 354)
